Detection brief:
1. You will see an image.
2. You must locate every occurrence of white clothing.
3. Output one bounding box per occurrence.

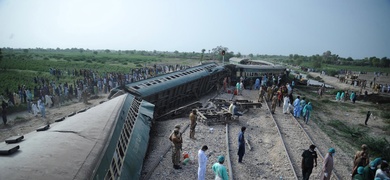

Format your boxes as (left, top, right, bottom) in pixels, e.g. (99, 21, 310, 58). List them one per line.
(283, 97, 289, 114)
(375, 168, 390, 179)
(198, 149, 208, 180)
(45, 95, 53, 106)
(32, 103, 39, 116)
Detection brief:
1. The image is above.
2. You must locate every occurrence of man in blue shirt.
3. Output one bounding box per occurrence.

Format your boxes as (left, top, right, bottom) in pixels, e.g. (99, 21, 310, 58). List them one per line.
(238, 126, 246, 163)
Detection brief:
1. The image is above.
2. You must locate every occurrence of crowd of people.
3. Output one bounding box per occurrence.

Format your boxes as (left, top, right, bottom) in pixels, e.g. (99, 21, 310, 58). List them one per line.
(166, 72, 390, 180)
(0, 64, 190, 125)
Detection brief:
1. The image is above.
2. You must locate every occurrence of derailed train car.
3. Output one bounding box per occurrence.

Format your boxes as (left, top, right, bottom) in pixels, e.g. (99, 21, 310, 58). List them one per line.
(0, 63, 228, 180)
(109, 62, 228, 120)
(0, 94, 154, 180)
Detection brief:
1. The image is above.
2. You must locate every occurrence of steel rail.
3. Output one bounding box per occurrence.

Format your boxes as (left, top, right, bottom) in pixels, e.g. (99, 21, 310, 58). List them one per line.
(289, 114, 342, 180)
(142, 124, 190, 180)
(225, 124, 234, 180)
(263, 99, 299, 179)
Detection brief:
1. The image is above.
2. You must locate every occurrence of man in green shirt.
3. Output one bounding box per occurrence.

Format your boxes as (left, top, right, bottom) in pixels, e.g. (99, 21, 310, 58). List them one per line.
(212, 156, 229, 180)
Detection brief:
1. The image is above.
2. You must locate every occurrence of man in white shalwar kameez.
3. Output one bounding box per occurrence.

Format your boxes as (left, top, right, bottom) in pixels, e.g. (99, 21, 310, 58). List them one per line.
(45, 95, 53, 107)
(32, 103, 39, 116)
(198, 145, 208, 180)
(283, 95, 290, 114)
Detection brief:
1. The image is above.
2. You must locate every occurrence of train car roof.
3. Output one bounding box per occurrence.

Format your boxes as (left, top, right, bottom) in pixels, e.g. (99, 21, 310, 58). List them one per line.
(234, 64, 286, 72)
(0, 95, 128, 180)
(124, 62, 224, 97)
(229, 58, 275, 66)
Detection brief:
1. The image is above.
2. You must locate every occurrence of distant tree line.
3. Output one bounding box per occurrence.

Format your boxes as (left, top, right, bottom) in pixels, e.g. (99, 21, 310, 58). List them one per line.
(285, 50, 390, 68)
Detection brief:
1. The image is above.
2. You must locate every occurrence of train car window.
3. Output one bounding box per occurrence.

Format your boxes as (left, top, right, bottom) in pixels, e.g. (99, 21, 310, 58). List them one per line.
(146, 83, 151, 86)
(166, 77, 171, 80)
(170, 76, 176, 79)
(175, 75, 180, 77)
(133, 86, 140, 89)
(156, 80, 161, 83)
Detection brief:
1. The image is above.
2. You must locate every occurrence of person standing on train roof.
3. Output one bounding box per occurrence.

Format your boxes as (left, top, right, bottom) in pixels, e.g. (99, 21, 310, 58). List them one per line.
(198, 145, 208, 180)
(320, 148, 335, 180)
(301, 144, 318, 180)
(237, 126, 246, 163)
(189, 109, 197, 140)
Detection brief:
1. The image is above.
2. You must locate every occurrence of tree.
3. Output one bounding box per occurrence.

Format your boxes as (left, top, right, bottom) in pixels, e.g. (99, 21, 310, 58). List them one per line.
(0, 48, 3, 66)
(236, 52, 242, 58)
(369, 56, 379, 67)
(380, 57, 390, 67)
(248, 53, 254, 58)
(211, 46, 233, 63)
(311, 55, 322, 69)
(93, 51, 98, 55)
(24, 49, 29, 53)
(79, 49, 84, 53)
(105, 49, 110, 53)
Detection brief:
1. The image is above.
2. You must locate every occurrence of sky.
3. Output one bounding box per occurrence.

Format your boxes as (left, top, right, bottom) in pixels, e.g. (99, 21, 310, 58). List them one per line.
(0, 0, 389, 59)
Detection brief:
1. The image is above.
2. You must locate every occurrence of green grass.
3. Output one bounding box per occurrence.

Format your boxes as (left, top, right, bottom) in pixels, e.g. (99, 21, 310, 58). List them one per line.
(299, 62, 390, 73)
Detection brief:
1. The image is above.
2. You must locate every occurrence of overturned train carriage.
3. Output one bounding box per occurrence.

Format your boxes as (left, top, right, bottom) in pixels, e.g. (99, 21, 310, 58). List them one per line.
(0, 94, 154, 180)
(109, 62, 228, 119)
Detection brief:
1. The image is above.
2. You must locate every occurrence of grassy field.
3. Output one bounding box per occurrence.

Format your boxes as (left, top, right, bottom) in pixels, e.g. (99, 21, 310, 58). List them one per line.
(300, 61, 390, 73)
(0, 49, 206, 94)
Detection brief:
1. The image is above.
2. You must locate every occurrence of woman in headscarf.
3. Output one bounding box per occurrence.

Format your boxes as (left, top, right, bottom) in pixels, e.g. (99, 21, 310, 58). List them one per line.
(302, 102, 312, 124)
(320, 148, 335, 180)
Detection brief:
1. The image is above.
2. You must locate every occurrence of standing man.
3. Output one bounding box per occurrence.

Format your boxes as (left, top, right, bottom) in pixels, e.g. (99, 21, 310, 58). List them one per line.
(352, 144, 370, 177)
(212, 156, 229, 180)
(364, 111, 371, 125)
(293, 96, 301, 118)
(235, 81, 240, 95)
(320, 148, 335, 180)
(283, 95, 290, 114)
(302, 102, 313, 124)
(271, 95, 278, 114)
(238, 126, 246, 163)
(39, 98, 46, 118)
(169, 126, 183, 169)
(190, 109, 197, 139)
(198, 145, 208, 180)
(301, 144, 318, 180)
(1, 99, 8, 125)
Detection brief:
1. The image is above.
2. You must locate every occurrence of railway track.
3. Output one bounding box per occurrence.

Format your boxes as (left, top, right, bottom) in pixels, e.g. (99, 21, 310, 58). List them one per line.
(143, 91, 295, 179)
(264, 98, 342, 180)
